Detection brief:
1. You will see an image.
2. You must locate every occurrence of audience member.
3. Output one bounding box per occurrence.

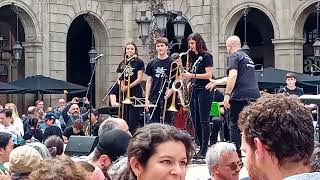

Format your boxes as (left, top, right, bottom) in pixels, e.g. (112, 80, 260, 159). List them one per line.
(9, 145, 43, 179)
(0, 132, 13, 174)
(22, 106, 38, 133)
(29, 155, 89, 180)
(44, 135, 64, 157)
(62, 97, 89, 127)
(119, 123, 195, 180)
(239, 94, 320, 179)
(23, 117, 43, 142)
(90, 129, 131, 177)
(98, 117, 130, 138)
(42, 113, 62, 141)
(53, 98, 66, 130)
(35, 100, 44, 112)
(27, 142, 51, 159)
(5, 103, 24, 136)
(107, 156, 128, 180)
(206, 142, 242, 180)
(278, 73, 304, 96)
(78, 161, 105, 180)
(63, 119, 85, 142)
(0, 109, 19, 137)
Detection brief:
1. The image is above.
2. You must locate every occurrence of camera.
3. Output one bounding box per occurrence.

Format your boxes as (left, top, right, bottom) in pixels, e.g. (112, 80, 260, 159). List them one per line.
(77, 98, 84, 103)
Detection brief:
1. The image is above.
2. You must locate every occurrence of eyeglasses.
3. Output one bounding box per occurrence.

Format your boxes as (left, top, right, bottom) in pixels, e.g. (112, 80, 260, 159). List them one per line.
(222, 161, 244, 171)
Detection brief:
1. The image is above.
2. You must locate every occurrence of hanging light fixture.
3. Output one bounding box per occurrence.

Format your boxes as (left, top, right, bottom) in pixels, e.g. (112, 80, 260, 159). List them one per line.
(242, 7, 250, 55)
(313, 2, 320, 58)
(172, 11, 187, 49)
(12, 4, 23, 61)
(85, 13, 97, 64)
(136, 11, 151, 45)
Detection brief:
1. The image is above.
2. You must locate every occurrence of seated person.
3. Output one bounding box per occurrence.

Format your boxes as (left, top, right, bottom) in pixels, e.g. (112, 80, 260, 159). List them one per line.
(210, 89, 230, 146)
(43, 113, 62, 141)
(63, 119, 85, 142)
(23, 117, 43, 142)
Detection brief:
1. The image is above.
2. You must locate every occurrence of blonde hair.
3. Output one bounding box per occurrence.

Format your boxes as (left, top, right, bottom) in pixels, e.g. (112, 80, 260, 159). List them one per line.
(5, 103, 21, 123)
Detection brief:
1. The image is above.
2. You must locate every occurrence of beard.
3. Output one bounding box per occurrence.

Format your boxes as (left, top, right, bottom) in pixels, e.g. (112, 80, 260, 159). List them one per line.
(247, 153, 268, 180)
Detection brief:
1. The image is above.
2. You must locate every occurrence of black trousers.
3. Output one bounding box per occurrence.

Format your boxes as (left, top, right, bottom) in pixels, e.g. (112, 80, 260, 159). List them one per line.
(229, 100, 250, 157)
(148, 98, 175, 125)
(123, 104, 142, 134)
(190, 89, 213, 154)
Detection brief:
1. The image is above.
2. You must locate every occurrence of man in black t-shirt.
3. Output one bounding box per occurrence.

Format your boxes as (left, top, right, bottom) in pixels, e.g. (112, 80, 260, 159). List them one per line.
(63, 119, 85, 142)
(278, 73, 304, 96)
(145, 37, 175, 124)
(206, 35, 260, 158)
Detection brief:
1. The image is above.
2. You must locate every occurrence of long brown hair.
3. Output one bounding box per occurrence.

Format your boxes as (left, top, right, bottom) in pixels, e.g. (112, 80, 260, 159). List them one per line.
(187, 33, 208, 65)
(117, 42, 139, 73)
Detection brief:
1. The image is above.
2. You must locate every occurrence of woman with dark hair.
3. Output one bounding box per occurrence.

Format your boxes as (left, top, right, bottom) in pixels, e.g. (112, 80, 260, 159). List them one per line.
(23, 117, 43, 142)
(115, 41, 145, 134)
(119, 123, 194, 180)
(44, 135, 64, 157)
(182, 32, 214, 158)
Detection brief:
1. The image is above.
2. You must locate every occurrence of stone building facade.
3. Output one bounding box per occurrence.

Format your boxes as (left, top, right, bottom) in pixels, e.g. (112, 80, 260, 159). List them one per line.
(0, 0, 318, 109)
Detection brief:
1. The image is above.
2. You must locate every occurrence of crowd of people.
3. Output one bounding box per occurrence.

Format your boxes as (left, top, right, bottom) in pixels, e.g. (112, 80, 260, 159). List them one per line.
(0, 33, 320, 180)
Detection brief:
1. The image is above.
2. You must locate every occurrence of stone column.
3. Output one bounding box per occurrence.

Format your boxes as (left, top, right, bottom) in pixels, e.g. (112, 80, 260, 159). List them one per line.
(272, 39, 304, 72)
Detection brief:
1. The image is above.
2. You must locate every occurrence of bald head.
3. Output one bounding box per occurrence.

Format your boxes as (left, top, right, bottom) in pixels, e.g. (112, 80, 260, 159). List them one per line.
(98, 117, 130, 138)
(226, 35, 241, 54)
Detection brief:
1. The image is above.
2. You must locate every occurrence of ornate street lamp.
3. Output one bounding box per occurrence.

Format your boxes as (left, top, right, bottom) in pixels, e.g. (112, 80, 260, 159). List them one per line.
(242, 7, 250, 55)
(313, 2, 320, 58)
(172, 11, 187, 49)
(153, 7, 169, 35)
(136, 11, 151, 45)
(12, 4, 23, 61)
(88, 47, 97, 64)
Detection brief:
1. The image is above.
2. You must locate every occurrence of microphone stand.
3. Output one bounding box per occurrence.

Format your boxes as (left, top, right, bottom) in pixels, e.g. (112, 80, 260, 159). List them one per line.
(84, 59, 99, 136)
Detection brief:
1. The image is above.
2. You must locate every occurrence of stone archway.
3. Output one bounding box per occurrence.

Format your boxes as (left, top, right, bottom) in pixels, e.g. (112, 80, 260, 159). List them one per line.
(66, 12, 109, 108)
(234, 8, 275, 68)
(0, 2, 41, 112)
(293, 1, 320, 74)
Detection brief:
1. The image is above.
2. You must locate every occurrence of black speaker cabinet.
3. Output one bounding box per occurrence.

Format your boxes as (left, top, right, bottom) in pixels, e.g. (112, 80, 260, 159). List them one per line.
(64, 136, 98, 156)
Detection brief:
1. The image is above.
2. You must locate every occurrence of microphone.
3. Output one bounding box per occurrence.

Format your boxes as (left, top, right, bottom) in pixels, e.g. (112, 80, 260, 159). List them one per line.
(93, 54, 104, 61)
(192, 56, 203, 69)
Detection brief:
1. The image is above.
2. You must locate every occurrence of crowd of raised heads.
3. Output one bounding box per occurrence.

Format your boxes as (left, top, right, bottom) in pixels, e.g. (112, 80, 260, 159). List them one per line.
(0, 94, 320, 180)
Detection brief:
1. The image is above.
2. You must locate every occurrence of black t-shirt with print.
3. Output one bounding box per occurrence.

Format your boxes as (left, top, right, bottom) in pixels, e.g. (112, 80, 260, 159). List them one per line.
(145, 57, 173, 101)
(278, 86, 304, 96)
(189, 52, 213, 89)
(227, 49, 260, 101)
(119, 58, 145, 97)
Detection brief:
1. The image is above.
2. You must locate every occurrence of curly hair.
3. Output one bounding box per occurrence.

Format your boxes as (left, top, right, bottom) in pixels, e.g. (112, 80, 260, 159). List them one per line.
(29, 155, 90, 180)
(239, 94, 314, 165)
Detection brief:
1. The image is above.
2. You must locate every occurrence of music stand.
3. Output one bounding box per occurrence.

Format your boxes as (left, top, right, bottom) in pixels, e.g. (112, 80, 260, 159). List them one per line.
(131, 96, 156, 125)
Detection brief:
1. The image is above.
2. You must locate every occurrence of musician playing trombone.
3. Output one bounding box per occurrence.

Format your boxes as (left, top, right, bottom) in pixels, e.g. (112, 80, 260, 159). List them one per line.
(116, 41, 145, 134)
(181, 32, 214, 159)
(145, 37, 175, 124)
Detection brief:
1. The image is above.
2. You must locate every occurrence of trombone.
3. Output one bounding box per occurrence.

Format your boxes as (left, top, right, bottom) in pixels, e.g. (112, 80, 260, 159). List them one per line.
(121, 54, 137, 105)
(163, 50, 190, 120)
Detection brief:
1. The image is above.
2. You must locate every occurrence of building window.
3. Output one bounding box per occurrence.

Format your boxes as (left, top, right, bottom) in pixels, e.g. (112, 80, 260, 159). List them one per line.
(305, 29, 317, 43)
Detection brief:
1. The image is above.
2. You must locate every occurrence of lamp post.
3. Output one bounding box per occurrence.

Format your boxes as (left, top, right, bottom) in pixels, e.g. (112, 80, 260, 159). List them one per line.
(11, 4, 23, 61)
(136, 0, 187, 55)
(242, 7, 250, 55)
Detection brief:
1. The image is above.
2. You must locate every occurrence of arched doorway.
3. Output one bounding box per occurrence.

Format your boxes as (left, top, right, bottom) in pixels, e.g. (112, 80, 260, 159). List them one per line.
(234, 8, 275, 68)
(302, 3, 319, 74)
(67, 15, 95, 106)
(0, 5, 25, 111)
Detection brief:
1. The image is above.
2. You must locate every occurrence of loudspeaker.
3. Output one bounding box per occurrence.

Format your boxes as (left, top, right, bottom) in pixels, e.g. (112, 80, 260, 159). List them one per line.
(64, 136, 98, 156)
